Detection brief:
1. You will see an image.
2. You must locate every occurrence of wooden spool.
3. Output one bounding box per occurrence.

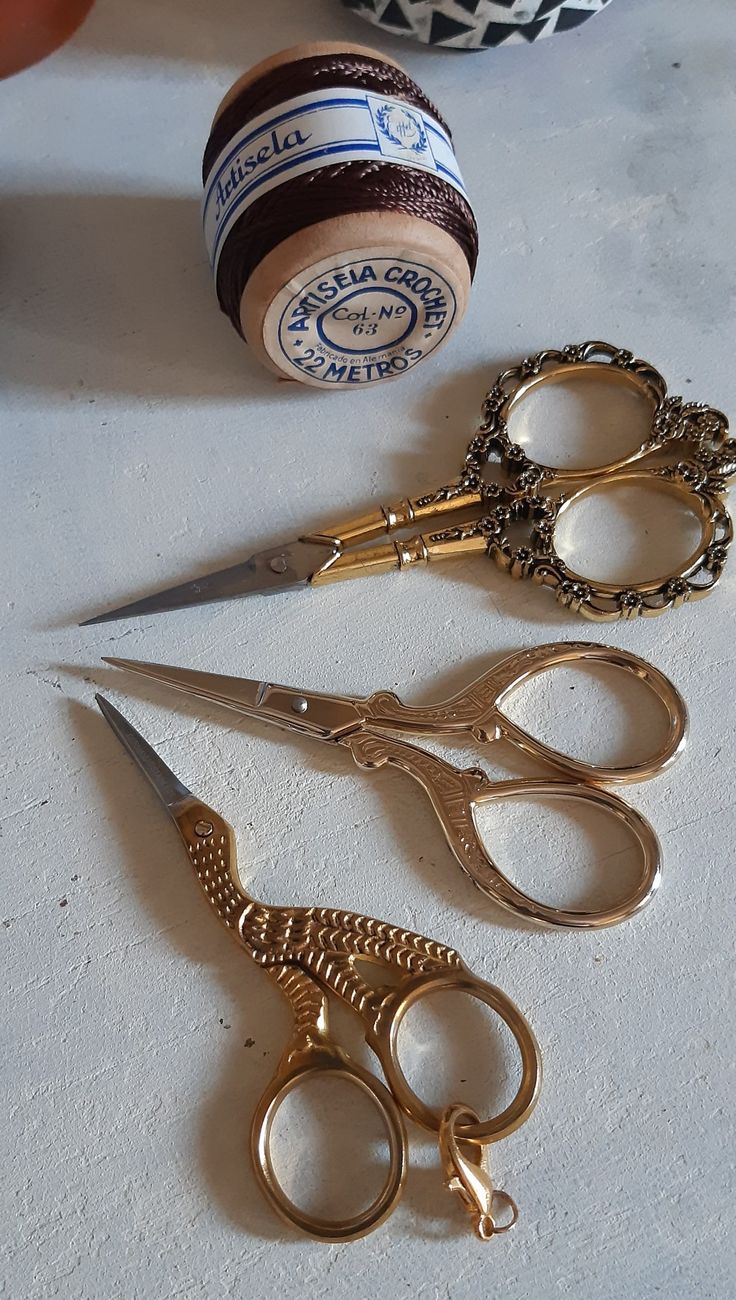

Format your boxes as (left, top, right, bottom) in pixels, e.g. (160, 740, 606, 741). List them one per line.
(204, 42, 474, 390)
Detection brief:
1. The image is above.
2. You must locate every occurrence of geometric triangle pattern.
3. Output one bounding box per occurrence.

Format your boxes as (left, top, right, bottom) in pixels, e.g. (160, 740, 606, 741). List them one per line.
(341, 0, 612, 48)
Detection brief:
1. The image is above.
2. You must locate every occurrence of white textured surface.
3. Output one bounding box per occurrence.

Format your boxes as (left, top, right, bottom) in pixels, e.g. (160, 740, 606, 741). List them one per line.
(2, 1, 735, 1297)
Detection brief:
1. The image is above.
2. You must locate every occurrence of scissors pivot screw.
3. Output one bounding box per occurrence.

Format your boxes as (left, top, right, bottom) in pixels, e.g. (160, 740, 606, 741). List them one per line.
(269, 556, 289, 574)
(291, 697, 309, 715)
(194, 819, 214, 837)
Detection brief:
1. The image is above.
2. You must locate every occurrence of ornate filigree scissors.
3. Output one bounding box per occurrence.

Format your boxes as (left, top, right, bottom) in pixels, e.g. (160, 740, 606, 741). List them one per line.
(102, 642, 687, 929)
(95, 694, 541, 1241)
(83, 341, 733, 625)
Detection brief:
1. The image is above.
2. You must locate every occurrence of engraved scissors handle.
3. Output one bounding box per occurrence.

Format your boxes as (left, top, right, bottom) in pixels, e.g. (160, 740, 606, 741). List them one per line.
(475, 342, 731, 493)
(240, 903, 541, 1141)
(93, 696, 407, 1240)
(359, 642, 687, 785)
(343, 728, 662, 928)
(241, 891, 541, 1233)
(466, 344, 734, 620)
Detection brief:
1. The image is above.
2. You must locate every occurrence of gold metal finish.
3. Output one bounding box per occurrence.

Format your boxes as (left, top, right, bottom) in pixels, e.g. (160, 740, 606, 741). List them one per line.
(96, 695, 541, 1242)
(359, 641, 686, 784)
(500, 359, 662, 481)
(105, 641, 687, 929)
(310, 488, 483, 548)
(312, 527, 488, 584)
(82, 340, 733, 625)
(180, 796, 541, 1240)
(312, 342, 733, 619)
(188, 810, 541, 1239)
(440, 1104, 519, 1239)
(343, 736, 661, 929)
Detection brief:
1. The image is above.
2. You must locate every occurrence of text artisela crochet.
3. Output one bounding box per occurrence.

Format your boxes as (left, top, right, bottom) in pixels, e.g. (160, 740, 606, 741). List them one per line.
(342, 0, 613, 49)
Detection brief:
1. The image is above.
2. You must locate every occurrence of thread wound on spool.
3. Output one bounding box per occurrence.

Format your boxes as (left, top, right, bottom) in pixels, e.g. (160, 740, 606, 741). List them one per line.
(202, 47, 477, 389)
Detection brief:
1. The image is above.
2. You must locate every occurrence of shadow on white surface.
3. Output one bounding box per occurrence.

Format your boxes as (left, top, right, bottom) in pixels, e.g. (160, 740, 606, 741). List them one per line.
(0, 192, 280, 399)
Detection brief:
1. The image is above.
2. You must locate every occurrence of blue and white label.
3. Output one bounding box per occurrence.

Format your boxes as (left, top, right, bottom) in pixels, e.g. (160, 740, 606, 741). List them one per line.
(263, 252, 458, 388)
(203, 89, 468, 273)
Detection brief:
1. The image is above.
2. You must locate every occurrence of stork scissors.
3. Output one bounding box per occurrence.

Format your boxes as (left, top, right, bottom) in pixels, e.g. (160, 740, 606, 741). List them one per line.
(83, 341, 733, 626)
(95, 694, 542, 1242)
(102, 642, 687, 930)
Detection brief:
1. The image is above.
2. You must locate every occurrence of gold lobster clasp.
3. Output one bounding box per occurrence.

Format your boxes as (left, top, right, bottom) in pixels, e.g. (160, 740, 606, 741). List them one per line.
(439, 1104, 519, 1240)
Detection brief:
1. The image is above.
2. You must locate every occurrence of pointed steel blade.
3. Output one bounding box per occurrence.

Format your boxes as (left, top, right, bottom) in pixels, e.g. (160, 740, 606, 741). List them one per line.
(101, 662, 264, 713)
(80, 539, 338, 625)
(101, 659, 364, 739)
(95, 694, 193, 812)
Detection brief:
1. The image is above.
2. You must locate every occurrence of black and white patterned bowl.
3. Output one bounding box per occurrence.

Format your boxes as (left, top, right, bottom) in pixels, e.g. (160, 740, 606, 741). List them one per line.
(341, 0, 614, 48)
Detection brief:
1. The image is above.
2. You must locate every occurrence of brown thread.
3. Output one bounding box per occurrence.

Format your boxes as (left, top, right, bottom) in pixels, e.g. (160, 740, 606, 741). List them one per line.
(203, 52, 478, 337)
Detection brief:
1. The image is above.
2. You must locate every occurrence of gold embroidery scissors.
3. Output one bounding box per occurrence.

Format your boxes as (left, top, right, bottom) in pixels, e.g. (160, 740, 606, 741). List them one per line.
(95, 694, 542, 1242)
(102, 642, 687, 929)
(82, 341, 733, 626)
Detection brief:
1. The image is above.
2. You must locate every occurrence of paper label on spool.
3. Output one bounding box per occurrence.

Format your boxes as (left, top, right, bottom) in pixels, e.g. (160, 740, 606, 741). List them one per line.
(262, 251, 458, 388)
(203, 88, 469, 273)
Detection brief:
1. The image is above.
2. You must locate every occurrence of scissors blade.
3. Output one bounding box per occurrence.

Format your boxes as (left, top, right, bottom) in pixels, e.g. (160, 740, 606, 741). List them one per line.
(101, 659, 365, 740)
(95, 695, 247, 923)
(95, 694, 194, 812)
(80, 539, 339, 625)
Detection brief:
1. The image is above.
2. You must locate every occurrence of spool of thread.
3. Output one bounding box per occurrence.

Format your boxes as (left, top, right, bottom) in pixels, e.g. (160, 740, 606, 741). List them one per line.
(341, 0, 614, 50)
(202, 42, 477, 390)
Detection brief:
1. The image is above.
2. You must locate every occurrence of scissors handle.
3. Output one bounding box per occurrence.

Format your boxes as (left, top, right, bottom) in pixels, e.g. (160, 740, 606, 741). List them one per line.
(251, 962, 540, 1237)
(253, 925, 541, 1148)
(343, 730, 661, 928)
(477, 343, 728, 488)
(367, 968, 542, 1143)
(311, 523, 488, 585)
(307, 486, 482, 549)
(361, 642, 687, 786)
(305, 484, 487, 586)
(251, 966, 407, 1242)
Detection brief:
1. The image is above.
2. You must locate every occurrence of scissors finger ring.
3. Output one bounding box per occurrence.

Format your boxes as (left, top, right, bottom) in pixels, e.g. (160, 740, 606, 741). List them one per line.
(373, 969, 541, 1141)
(474, 344, 733, 620)
(251, 1040, 407, 1241)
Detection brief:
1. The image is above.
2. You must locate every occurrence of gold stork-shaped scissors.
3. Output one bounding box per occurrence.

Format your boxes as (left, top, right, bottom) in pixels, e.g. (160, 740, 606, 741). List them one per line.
(83, 342, 733, 625)
(101, 642, 687, 930)
(95, 694, 541, 1241)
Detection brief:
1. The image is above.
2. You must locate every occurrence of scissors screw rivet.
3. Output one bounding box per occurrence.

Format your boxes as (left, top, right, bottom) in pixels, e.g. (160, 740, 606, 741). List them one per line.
(292, 697, 309, 715)
(194, 819, 214, 837)
(269, 556, 288, 574)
